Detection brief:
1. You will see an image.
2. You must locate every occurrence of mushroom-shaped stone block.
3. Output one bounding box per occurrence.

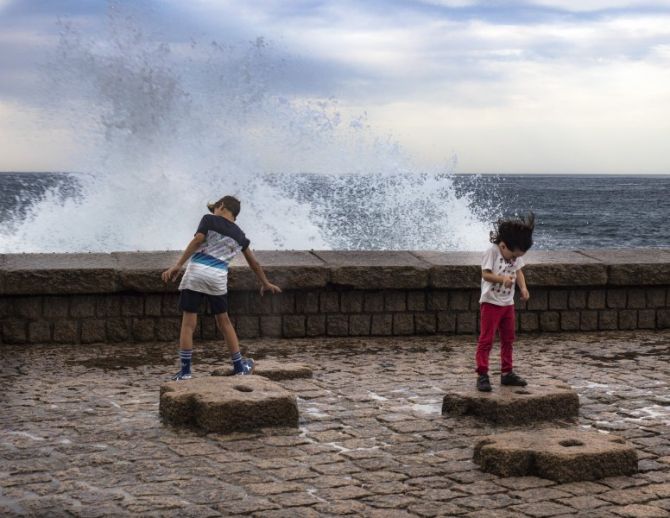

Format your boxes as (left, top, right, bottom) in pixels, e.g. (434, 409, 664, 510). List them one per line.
(160, 376, 299, 433)
(474, 428, 637, 482)
(211, 359, 313, 380)
(442, 381, 579, 424)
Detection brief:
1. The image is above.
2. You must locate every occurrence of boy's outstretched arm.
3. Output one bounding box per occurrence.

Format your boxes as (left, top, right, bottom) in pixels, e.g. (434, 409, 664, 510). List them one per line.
(516, 268, 530, 301)
(242, 248, 282, 296)
(161, 233, 206, 283)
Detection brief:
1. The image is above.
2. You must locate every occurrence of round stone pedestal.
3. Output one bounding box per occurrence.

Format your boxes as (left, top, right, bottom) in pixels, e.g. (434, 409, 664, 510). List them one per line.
(210, 359, 313, 380)
(474, 428, 638, 482)
(159, 376, 299, 433)
(442, 381, 579, 424)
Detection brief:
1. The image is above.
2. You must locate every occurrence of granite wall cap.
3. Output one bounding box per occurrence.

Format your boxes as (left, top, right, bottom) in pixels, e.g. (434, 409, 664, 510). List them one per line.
(522, 250, 608, 287)
(411, 251, 482, 288)
(2, 253, 119, 295)
(312, 251, 431, 289)
(112, 251, 182, 293)
(0, 255, 6, 295)
(578, 249, 670, 285)
(228, 251, 329, 290)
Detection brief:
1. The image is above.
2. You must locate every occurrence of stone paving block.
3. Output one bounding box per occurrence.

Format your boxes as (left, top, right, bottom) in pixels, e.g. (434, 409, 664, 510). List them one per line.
(295, 291, 319, 314)
(28, 321, 52, 343)
(327, 314, 349, 336)
(349, 314, 372, 335)
(437, 311, 456, 333)
(305, 314, 325, 336)
(474, 428, 638, 482)
(283, 315, 306, 337)
(442, 381, 579, 424)
(210, 360, 313, 381)
(260, 316, 282, 337)
(159, 376, 299, 433)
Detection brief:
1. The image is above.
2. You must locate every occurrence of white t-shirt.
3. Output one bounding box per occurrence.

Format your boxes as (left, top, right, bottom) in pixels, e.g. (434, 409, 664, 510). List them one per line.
(479, 244, 525, 306)
(179, 214, 250, 296)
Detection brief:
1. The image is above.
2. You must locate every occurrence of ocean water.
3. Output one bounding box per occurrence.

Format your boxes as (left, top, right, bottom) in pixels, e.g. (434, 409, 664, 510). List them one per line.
(1, 172, 668, 252)
(4, 7, 668, 254)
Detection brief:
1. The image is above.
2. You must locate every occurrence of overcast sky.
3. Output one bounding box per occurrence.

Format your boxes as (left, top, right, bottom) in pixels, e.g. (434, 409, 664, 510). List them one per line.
(1, 0, 670, 174)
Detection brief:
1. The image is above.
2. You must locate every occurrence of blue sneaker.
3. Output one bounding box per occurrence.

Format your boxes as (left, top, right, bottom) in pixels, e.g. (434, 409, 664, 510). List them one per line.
(171, 371, 192, 381)
(234, 358, 255, 376)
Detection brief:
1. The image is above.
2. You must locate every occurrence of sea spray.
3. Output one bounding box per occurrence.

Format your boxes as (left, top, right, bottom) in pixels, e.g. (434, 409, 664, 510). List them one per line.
(0, 4, 492, 252)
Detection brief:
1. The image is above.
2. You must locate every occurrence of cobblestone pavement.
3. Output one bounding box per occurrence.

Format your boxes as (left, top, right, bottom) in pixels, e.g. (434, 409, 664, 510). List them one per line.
(2, 330, 670, 517)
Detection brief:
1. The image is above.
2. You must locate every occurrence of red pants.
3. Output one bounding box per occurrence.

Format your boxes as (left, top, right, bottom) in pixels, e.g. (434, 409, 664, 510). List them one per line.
(475, 302, 516, 375)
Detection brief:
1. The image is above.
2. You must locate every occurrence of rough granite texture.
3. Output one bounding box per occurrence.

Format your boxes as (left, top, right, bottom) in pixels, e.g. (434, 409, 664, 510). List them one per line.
(1, 249, 670, 344)
(1, 330, 669, 516)
(474, 428, 639, 482)
(210, 359, 313, 380)
(442, 381, 580, 424)
(159, 376, 299, 433)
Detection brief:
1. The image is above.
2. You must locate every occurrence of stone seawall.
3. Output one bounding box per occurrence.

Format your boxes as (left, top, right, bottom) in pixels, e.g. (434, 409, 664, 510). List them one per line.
(1, 249, 669, 344)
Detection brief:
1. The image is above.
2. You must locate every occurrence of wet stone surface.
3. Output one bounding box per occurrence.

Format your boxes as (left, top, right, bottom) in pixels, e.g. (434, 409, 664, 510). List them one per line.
(210, 359, 313, 380)
(442, 381, 579, 424)
(2, 330, 670, 517)
(160, 377, 300, 433)
(474, 428, 638, 482)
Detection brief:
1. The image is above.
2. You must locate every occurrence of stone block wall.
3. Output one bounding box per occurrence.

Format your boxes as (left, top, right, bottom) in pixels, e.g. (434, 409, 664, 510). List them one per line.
(1, 249, 669, 344)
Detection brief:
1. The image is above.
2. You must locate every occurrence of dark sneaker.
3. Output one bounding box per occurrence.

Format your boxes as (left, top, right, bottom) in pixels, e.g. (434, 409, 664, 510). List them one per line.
(477, 374, 492, 392)
(234, 358, 255, 376)
(501, 371, 527, 386)
(171, 371, 192, 381)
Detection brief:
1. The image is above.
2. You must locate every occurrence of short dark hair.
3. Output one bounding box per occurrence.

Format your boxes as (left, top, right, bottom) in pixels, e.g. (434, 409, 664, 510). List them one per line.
(490, 212, 535, 252)
(207, 195, 241, 218)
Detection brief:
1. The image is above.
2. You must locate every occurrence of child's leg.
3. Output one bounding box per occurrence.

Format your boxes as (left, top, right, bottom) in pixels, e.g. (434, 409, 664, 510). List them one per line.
(214, 312, 249, 374)
(498, 305, 516, 374)
(179, 312, 198, 351)
(174, 289, 203, 378)
(214, 312, 240, 355)
(475, 303, 501, 375)
(171, 311, 197, 379)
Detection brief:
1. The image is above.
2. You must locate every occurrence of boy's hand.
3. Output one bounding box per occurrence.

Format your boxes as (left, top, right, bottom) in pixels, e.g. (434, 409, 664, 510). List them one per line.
(260, 282, 282, 296)
(502, 276, 515, 288)
(520, 287, 530, 301)
(161, 265, 182, 283)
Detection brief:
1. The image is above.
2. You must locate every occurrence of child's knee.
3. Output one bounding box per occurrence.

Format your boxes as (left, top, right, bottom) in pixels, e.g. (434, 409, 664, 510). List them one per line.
(476, 339, 494, 351)
(181, 313, 198, 332)
(216, 312, 233, 328)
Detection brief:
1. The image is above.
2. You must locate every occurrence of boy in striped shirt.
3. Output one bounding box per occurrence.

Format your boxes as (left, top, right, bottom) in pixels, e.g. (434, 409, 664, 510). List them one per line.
(162, 196, 281, 380)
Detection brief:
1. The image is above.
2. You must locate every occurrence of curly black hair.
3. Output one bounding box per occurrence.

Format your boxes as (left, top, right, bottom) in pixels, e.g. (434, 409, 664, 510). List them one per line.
(490, 212, 535, 252)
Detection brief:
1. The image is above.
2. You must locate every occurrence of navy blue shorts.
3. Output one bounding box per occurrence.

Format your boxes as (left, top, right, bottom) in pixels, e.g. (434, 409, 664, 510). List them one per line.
(178, 289, 229, 315)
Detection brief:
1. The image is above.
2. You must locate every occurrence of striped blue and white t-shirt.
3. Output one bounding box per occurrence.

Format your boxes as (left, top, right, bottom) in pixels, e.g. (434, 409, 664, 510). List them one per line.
(179, 214, 250, 295)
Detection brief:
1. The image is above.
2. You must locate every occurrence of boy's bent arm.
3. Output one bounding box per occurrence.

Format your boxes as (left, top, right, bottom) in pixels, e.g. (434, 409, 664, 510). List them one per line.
(177, 234, 206, 267)
(161, 234, 205, 283)
(242, 248, 282, 295)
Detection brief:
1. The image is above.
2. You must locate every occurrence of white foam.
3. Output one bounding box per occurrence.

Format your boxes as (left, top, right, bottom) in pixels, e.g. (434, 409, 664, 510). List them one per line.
(6, 431, 44, 441)
(367, 391, 388, 402)
(0, 8, 491, 253)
